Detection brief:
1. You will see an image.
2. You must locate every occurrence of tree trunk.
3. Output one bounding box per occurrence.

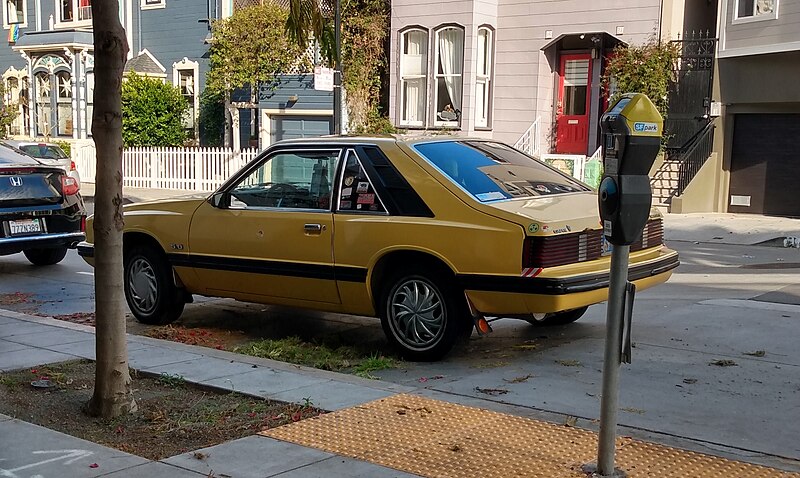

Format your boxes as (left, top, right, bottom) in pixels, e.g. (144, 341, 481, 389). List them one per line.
(86, 0, 137, 418)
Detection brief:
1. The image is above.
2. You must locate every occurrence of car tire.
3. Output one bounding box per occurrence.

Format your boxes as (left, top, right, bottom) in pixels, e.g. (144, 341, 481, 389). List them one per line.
(23, 247, 68, 266)
(379, 267, 470, 362)
(526, 306, 588, 326)
(124, 245, 185, 325)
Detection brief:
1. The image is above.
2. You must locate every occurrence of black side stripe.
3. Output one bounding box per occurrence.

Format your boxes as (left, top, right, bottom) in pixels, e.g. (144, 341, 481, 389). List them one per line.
(166, 253, 368, 283)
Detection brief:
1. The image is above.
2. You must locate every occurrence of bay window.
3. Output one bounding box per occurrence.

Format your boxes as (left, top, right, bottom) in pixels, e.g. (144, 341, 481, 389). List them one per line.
(434, 26, 463, 127)
(399, 28, 427, 127)
(475, 27, 492, 128)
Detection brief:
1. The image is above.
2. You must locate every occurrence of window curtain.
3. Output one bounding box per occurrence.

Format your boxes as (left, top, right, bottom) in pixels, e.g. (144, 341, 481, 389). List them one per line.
(402, 31, 426, 124)
(8, 0, 20, 23)
(438, 28, 462, 111)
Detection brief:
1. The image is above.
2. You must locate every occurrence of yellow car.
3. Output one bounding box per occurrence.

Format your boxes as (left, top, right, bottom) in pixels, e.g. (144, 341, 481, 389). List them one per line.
(79, 137, 678, 361)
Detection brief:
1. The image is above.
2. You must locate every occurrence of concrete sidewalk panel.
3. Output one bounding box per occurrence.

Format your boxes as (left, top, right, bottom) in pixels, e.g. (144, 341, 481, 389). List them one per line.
(0, 347, 78, 372)
(0, 315, 17, 325)
(0, 321, 57, 339)
(201, 369, 327, 399)
(0, 418, 147, 477)
(97, 461, 206, 477)
(268, 381, 395, 411)
(272, 455, 422, 477)
(163, 435, 333, 478)
(45, 338, 150, 361)
(142, 357, 268, 382)
(0, 338, 28, 354)
(127, 345, 203, 369)
(3, 328, 94, 348)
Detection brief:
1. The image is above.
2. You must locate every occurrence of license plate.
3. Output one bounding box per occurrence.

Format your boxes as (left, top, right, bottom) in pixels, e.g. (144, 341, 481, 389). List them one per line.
(8, 218, 43, 236)
(601, 235, 614, 256)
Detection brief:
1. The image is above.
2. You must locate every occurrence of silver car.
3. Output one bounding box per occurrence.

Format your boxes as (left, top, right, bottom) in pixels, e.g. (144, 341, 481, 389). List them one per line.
(0, 140, 81, 187)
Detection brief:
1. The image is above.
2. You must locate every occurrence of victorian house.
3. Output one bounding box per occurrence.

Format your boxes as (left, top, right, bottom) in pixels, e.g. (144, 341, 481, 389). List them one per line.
(0, 0, 223, 143)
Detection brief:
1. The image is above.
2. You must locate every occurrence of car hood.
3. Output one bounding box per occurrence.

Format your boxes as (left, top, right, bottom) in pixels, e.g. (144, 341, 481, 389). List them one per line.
(480, 193, 603, 235)
(122, 195, 209, 214)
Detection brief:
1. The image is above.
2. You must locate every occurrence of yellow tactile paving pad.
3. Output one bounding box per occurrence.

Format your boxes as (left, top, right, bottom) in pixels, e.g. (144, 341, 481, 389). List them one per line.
(262, 394, 799, 478)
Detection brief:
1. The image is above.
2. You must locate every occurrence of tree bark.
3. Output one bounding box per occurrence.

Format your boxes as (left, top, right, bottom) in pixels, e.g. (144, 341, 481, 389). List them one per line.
(86, 0, 137, 418)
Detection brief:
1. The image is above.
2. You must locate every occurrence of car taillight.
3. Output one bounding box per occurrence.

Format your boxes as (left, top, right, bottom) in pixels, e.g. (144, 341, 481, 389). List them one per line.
(70, 160, 77, 172)
(62, 175, 80, 196)
(81, 216, 86, 232)
(522, 219, 664, 269)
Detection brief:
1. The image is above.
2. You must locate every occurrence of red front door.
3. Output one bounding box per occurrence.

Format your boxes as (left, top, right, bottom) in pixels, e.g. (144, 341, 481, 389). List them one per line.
(556, 54, 592, 154)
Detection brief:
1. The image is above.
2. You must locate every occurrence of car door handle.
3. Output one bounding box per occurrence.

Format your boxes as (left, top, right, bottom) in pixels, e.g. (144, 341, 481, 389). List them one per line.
(304, 223, 325, 234)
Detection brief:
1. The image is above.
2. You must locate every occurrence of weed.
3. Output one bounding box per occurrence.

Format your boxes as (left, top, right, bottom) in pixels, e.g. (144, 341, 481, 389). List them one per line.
(234, 337, 360, 371)
(556, 359, 582, 367)
(353, 354, 396, 379)
(157, 373, 186, 388)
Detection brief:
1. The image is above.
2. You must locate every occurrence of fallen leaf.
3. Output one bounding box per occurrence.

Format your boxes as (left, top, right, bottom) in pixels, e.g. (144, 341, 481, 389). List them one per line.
(194, 452, 208, 460)
(475, 387, 509, 396)
(742, 350, 766, 357)
(397, 409, 407, 415)
(682, 378, 697, 384)
(709, 359, 738, 367)
(448, 444, 461, 452)
(503, 374, 533, 384)
(564, 416, 578, 427)
(621, 407, 645, 415)
(89, 463, 99, 469)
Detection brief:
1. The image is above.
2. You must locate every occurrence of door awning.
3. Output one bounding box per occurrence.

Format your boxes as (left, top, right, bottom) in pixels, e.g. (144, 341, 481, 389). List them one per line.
(541, 31, 627, 52)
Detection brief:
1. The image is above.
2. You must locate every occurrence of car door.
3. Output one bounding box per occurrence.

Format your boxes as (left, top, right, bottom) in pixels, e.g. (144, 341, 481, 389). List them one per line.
(188, 148, 341, 304)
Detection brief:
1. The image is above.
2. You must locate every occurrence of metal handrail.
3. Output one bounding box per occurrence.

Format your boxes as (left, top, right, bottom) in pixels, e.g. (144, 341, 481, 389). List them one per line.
(672, 122, 715, 197)
(514, 116, 541, 158)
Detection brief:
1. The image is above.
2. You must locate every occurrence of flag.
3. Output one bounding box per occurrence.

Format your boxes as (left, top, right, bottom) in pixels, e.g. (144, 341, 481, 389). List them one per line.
(8, 24, 19, 43)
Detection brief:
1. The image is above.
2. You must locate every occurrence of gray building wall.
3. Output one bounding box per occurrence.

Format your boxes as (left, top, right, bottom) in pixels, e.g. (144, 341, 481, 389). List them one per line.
(720, 0, 800, 56)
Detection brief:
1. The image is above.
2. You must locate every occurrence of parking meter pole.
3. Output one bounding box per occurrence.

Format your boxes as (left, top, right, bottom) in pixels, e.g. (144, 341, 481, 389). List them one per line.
(597, 244, 630, 476)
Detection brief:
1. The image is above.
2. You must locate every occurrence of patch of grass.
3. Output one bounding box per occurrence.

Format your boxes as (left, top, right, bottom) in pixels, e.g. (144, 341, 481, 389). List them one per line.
(556, 359, 582, 367)
(234, 336, 361, 371)
(353, 354, 397, 379)
(234, 337, 398, 377)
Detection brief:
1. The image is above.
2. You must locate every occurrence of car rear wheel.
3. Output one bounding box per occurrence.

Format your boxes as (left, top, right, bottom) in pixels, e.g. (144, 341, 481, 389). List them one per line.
(23, 247, 68, 266)
(124, 245, 185, 325)
(379, 267, 470, 362)
(526, 306, 588, 326)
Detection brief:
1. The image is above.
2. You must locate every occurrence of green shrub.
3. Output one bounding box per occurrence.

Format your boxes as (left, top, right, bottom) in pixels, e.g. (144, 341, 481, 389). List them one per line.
(121, 72, 188, 147)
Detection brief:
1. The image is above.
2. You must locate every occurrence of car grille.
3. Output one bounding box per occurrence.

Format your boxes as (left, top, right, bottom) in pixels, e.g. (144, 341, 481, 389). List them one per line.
(524, 218, 664, 269)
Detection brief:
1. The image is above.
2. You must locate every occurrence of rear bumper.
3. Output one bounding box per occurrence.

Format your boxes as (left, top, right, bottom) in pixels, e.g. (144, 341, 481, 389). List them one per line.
(0, 231, 85, 255)
(463, 250, 679, 314)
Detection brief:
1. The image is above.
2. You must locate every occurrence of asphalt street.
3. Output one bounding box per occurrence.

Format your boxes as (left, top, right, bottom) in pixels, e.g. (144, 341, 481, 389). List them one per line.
(1, 238, 799, 471)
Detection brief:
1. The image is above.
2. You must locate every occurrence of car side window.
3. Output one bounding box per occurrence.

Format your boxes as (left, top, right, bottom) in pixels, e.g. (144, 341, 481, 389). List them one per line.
(230, 150, 339, 210)
(337, 150, 387, 213)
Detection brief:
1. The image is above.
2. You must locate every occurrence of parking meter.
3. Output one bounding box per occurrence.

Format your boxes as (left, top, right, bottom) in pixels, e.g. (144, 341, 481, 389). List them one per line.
(598, 93, 663, 246)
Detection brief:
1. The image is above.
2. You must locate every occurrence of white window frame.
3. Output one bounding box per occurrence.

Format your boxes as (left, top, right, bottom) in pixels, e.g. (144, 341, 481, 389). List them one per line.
(173, 57, 199, 137)
(398, 27, 428, 128)
(433, 25, 464, 128)
(140, 0, 165, 10)
(475, 26, 493, 129)
(54, 0, 92, 28)
(3, 0, 27, 29)
(732, 0, 778, 23)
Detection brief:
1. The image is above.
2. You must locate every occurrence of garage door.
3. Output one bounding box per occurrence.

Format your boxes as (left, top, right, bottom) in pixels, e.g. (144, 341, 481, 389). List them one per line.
(271, 116, 333, 143)
(729, 114, 800, 217)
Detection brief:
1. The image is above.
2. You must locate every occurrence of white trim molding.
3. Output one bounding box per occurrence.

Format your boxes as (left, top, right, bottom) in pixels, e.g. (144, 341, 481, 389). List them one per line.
(141, 48, 167, 73)
(718, 40, 800, 58)
(173, 57, 199, 138)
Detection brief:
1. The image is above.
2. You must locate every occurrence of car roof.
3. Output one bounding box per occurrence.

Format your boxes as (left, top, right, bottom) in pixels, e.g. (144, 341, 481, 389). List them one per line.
(271, 135, 492, 148)
(0, 142, 48, 166)
(2, 140, 62, 148)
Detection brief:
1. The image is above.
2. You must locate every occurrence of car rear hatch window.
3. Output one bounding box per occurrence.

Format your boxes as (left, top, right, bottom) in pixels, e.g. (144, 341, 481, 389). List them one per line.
(0, 167, 64, 207)
(18, 145, 67, 160)
(413, 140, 589, 202)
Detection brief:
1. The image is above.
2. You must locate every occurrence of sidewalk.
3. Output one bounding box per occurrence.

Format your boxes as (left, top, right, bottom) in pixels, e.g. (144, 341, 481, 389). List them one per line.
(2, 309, 799, 477)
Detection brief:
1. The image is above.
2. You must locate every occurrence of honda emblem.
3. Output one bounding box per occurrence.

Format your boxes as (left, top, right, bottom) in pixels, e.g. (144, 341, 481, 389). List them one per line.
(9, 176, 23, 187)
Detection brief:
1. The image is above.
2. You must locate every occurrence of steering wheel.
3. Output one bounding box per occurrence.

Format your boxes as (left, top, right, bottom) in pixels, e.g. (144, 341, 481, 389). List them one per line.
(267, 183, 301, 208)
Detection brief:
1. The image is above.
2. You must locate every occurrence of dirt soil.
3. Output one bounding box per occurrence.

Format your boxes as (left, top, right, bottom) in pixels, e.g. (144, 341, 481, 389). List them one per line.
(0, 360, 323, 460)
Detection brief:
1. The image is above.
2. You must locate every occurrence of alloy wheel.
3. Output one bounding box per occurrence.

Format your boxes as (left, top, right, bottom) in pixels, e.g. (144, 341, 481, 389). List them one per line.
(388, 278, 446, 350)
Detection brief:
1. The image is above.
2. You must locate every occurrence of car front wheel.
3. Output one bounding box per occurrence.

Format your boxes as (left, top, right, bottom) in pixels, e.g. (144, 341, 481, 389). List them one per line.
(379, 268, 470, 362)
(124, 245, 185, 325)
(24, 247, 68, 266)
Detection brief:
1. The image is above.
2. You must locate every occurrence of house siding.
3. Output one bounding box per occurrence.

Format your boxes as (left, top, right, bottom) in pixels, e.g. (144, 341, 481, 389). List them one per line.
(390, 0, 662, 149)
(721, 0, 800, 55)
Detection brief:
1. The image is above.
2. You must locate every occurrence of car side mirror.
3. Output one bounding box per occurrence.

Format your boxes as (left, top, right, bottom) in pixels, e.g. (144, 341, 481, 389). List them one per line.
(209, 191, 229, 209)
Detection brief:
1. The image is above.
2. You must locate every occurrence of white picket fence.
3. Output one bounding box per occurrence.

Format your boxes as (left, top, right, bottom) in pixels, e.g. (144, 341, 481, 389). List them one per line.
(73, 145, 261, 192)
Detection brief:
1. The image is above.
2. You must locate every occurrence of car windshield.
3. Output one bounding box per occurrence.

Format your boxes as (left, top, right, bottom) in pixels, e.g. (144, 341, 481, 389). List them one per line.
(18, 145, 67, 160)
(413, 141, 590, 202)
